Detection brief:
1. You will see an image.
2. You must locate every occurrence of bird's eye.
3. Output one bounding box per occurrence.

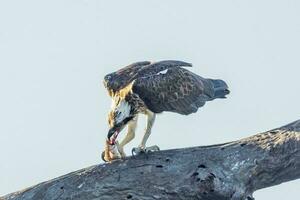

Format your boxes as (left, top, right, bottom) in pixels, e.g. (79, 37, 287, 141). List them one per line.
(106, 75, 112, 80)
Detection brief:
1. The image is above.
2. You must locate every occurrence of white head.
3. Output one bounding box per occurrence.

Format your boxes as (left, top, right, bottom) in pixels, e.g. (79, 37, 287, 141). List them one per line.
(107, 97, 134, 142)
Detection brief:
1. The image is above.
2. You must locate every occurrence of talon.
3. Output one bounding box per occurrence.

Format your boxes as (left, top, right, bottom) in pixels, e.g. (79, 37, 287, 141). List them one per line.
(144, 148, 151, 153)
(145, 145, 160, 153)
(131, 147, 138, 156)
(102, 140, 121, 162)
(102, 149, 111, 162)
(154, 145, 160, 151)
(131, 148, 136, 156)
(131, 145, 160, 156)
(101, 151, 108, 162)
(131, 147, 145, 156)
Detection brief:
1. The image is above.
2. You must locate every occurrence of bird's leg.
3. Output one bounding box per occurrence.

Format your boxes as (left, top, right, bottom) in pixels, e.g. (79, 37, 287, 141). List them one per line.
(140, 111, 156, 149)
(117, 117, 138, 158)
(132, 110, 159, 155)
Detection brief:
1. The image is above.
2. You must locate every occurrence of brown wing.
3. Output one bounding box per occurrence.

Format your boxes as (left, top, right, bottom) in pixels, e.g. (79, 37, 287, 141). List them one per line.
(104, 60, 192, 94)
(104, 61, 151, 94)
(115, 61, 151, 77)
(137, 60, 192, 77)
(132, 67, 216, 115)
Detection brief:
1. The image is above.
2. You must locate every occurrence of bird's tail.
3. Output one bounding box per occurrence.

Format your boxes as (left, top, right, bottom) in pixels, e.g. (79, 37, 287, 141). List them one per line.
(208, 79, 230, 99)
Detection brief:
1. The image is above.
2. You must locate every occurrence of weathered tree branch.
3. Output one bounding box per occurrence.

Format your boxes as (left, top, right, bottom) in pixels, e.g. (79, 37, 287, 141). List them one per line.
(2, 120, 300, 200)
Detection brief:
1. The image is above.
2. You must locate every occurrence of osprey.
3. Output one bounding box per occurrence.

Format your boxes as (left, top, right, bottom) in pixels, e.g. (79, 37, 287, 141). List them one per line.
(102, 60, 229, 162)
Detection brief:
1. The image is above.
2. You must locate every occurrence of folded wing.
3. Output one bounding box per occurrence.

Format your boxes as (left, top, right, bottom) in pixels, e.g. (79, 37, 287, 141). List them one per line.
(132, 67, 218, 115)
(104, 60, 192, 94)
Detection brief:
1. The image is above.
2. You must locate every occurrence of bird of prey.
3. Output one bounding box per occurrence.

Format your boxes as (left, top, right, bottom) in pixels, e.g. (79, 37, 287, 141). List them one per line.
(102, 60, 229, 162)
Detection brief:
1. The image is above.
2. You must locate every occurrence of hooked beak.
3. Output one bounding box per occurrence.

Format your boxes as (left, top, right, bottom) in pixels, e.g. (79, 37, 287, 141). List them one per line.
(107, 128, 119, 145)
(107, 116, 134, 144)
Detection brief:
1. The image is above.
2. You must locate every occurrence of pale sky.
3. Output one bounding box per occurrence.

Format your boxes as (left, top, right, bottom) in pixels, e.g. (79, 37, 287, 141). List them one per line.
(0, 0, 299, 199)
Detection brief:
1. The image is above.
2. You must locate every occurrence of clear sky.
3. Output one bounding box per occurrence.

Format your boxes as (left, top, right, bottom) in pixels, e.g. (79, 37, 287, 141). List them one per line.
(0, 0, 299, 198)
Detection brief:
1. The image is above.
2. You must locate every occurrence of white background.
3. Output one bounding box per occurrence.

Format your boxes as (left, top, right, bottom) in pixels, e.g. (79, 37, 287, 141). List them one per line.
(0, 0, 299, 199)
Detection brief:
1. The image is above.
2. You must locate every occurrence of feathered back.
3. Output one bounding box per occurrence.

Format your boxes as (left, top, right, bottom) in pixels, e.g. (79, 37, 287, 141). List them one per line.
(132, 67, 227, 115)
(104, 60, 229, 115)
(103, 60, 192, 95)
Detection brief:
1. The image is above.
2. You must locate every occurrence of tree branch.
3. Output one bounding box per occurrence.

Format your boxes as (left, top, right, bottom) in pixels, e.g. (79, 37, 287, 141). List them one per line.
(2, 120, 300, 200)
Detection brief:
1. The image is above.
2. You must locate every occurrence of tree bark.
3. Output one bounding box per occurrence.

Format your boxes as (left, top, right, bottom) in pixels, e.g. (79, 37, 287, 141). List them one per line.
(2, 120, 300, 200)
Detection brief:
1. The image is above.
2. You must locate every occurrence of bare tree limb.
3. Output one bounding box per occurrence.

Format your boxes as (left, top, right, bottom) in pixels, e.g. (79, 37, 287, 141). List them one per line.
(2, 120, 300, 200)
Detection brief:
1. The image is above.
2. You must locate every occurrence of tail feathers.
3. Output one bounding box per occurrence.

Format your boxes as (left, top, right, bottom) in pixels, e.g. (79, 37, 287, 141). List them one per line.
(209, 79, 230, 99)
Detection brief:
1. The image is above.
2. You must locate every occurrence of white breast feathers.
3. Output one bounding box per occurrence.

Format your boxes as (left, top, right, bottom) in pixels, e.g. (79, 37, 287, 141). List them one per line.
(112, 98, 131, 124)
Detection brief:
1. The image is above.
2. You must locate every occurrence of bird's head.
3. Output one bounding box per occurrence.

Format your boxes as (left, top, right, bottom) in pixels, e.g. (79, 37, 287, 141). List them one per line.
(103, 73, 119, 91)
(103, 70, 137, 95)
(107, 99, 134, 144)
